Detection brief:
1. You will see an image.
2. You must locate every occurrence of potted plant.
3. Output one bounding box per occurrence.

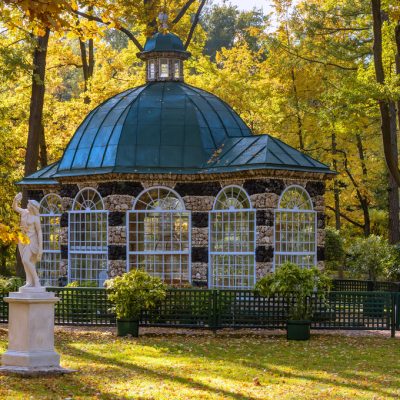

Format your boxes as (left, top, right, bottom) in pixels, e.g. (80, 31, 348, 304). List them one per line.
(347, 235, 395, 316)
(105, 270, 167, 337)
(255, 262, 331, 340)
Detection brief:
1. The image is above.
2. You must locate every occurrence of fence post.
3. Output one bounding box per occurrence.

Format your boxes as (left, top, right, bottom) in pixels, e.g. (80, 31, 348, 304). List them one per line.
(391, 293, 396, 338)
(210, 290, 218, 332)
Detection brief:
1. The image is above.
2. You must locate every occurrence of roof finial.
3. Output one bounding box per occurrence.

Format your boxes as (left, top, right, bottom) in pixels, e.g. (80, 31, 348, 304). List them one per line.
(158, 11, 168, 33)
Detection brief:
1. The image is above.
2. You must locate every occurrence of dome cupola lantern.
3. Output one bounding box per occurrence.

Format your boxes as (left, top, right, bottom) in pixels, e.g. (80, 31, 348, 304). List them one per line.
(138, 32, 190, 82)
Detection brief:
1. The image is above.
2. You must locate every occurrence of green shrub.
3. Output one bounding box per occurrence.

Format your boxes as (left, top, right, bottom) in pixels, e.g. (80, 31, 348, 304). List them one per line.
(347, 235, 395, 281)
(66, 280, 98, 288)
(105, 270, 167, 320)
(255, 262, 331, 320)
(325, 227, 345, 275)
(0, 276, 24, 292)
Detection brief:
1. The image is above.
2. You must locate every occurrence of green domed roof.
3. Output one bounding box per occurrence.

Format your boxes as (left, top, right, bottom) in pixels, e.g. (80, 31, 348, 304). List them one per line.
(142, 32, 187, 54)
(55, 82, 252, 176)
(20, 81, 333, 185)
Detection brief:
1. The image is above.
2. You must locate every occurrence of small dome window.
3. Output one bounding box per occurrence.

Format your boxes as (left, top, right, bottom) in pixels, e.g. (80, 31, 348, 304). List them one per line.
(174, 60, 180, 79)
(159, 59, 169, 78)
(148, 60, 156, 80)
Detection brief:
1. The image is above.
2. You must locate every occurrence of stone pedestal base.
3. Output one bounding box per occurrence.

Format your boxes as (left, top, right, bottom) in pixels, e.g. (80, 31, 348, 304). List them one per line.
(0, 287, 73, 376)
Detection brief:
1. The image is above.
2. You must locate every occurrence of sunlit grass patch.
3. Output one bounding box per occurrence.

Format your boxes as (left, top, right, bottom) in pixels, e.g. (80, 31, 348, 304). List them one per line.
(0, 328, 399, 399)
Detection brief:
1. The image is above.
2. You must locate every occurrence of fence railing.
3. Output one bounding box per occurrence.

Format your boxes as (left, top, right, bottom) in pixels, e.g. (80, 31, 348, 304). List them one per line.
(0, 287, 397, 336)
(332, 279, 400, 292)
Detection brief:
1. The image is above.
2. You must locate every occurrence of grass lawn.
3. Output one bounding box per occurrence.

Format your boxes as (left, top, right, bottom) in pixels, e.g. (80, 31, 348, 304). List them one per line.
(0, 327, 399, 400)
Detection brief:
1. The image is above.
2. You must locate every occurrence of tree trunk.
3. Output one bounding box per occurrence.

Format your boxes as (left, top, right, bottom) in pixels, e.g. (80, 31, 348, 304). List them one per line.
(331, 132, 341, 230)
(79, 37, 95, 104)
(388, 101, 400, 243)
(371, 0, 400, 186)
(24, 28, 50, 178)
(18, 28, 50, 278)
(355, 133, 371, 237)
(39, 124, 47, 168)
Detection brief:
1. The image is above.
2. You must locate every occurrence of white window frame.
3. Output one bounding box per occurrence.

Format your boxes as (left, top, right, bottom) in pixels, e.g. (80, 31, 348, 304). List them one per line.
(209, 185, 256, 289)
(273, 185, 317, 270)
(69, 188, 108, 287)
(159, 58, 169, 78)
(38, 194, 62, 286)
(148, 59, 156, 80)
(173, 59, 180, 79)
(127, 186, 192, 284)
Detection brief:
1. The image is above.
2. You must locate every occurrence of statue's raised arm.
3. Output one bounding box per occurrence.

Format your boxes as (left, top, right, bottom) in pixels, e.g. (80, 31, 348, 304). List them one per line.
(14, 193, 42, 288)
(12, 192, 24, 215)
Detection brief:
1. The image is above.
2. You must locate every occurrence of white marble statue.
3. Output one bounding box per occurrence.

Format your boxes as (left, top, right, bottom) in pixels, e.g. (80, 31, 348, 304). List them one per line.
(12, 192, 43, 288)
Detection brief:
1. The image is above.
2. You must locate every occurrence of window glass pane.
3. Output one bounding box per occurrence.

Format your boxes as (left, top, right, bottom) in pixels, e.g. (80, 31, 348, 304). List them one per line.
(148, 60, 155, 79)
(210, 186, 255, 289)
(159, 59, 169, 78)
(129, 187, 190, 285)
(174, 60, 180, 78)
(38, 194, 62, 286)
(274, 186, 316, 269)
(69, 189, 108, 287)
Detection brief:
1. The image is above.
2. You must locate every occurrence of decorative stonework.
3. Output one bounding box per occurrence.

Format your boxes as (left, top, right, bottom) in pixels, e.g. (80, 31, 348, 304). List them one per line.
(108, 260, 126, 278)
(191, 262, 208, 281)
(183, 196, 214, 211)
(60, 227, 68, 246)
(250, 193, 279, 209)
(77, 182, 98, 190)
(109, 226, 126, 245)
(256, 262, 273, 278)
(61, 197, 73, 212)
(142, 182, 174, 189)
(256, 226, 273, 246)
(60, 260, 67, 277)
(191, 247, 208, 263)
(104, 195, 134, 212)
(243, 179, 284, 195)
(191, 228, 208, 247)
(175, 182, 221, 197)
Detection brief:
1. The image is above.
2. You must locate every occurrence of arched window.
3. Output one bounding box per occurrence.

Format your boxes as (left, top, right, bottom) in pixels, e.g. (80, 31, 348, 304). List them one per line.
(69, 188, 108, 286)
(209, 186, 256, 289)
(127, 187, 191, 284)
(274, 185, 316, 269)
(39, 194, 62, 286)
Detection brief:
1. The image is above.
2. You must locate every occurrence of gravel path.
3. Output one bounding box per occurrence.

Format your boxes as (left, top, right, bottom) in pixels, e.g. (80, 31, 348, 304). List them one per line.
(0, 323, 397, 338)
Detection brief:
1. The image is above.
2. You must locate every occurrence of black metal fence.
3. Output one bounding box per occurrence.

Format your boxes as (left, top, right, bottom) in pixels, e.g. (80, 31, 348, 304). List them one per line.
(0, 286, 398, 336)
(332, 279, 400, 292)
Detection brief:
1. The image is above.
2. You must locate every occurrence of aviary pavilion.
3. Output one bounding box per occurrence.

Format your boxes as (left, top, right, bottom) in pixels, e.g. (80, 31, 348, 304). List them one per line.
(19, 32, 333, 288)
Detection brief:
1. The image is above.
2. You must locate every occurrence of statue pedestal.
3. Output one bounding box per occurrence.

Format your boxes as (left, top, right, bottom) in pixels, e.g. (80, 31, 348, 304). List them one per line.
(0, 287, 73, 376)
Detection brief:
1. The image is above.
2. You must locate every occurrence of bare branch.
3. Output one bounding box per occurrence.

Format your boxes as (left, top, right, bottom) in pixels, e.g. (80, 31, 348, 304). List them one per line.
(73, 10, 143, 52)
(277, 42, 358, 71)
(171, 0, 196, 27)
(184, 0, 206, 50)
(326, 206, 364, 228)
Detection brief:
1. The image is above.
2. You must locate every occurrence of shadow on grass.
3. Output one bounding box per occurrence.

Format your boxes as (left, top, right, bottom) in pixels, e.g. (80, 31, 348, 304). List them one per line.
(59, 340, 259, 400)
(129, 333, 400, 399)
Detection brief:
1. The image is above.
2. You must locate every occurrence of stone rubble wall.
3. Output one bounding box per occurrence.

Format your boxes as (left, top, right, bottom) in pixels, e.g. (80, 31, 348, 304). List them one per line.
(32, 177, 326, 285)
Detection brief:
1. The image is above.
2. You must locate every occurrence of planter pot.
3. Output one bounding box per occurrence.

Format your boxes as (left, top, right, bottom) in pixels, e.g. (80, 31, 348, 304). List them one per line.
(287, 320, 311, 340)
(117, 319, 139, 337)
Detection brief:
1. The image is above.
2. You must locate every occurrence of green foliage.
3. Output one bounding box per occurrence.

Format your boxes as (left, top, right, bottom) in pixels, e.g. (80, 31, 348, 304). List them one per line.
(255, 263, 331, 320)
(324, 227, 345, 274)
(66, 280, 98, 288)
(387, 244, 400, 281)
(347, 235, 396, 281)
(105, 270, 167, 320)
(0, 276, 24, 292)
